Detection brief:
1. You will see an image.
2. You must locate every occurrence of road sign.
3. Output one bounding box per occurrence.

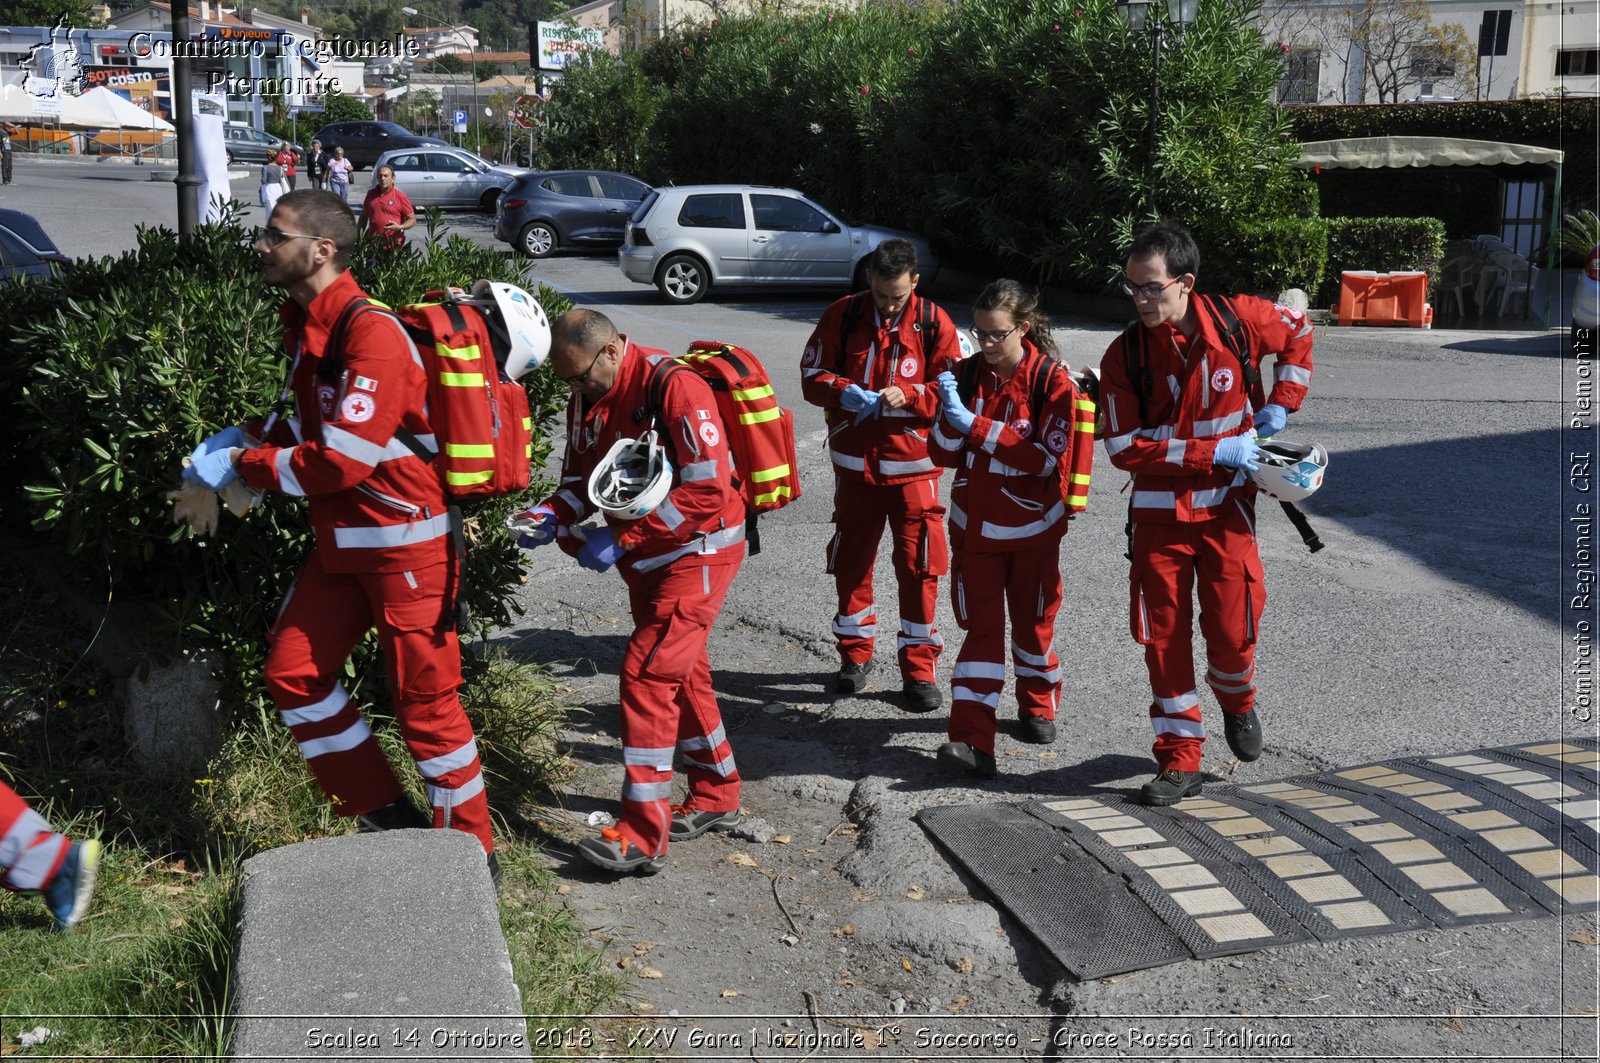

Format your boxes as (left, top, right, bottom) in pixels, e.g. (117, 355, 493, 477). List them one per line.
(509, 94, 541, 130)
(452, 108, 467, 133)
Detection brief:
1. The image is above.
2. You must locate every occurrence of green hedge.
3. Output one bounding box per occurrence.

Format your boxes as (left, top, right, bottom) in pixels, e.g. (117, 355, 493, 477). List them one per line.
(1202, 215, 1329, 296)
(1319, 215, 1447, 306)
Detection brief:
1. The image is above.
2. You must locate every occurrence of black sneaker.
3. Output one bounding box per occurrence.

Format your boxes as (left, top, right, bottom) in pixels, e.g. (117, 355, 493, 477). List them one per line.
(577, 829, 665, 875)
(670, 802, 742, 841)
(357, 798, 431, 833)
(1015, 714, 1057, 744)
(1224, 709, 1263, 762)
(936, 741, 998, 779)
(486, 852, 503, 894)
(835, 659, 875, 694)
(902, 680, 943, 713)
(1139, 769, 1203, 807)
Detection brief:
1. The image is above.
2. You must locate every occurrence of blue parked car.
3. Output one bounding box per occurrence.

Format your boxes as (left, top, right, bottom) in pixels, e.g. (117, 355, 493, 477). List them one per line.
(494, 170, 651, 258)
(0, 209, 70, 282)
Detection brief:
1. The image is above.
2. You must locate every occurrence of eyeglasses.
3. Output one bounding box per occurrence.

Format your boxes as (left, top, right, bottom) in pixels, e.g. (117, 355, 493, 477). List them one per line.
(1122, 277, 1183, 301)
(559, 340, 610, 386)
(972, 325, 1020, 345)
(254, 226, 324, 248)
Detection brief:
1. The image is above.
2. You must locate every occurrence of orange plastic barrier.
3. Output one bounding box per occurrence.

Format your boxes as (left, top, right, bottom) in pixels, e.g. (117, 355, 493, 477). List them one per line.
(1334, 271, 1433, 328)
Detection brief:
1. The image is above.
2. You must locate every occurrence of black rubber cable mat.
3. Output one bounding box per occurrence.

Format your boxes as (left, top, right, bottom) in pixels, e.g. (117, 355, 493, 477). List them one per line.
(916, 740, 1600, 980)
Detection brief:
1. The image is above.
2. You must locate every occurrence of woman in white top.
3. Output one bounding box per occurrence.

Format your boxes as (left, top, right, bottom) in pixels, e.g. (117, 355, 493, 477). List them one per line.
(325, 147, 353, 203)
(258, 158, 285, 213)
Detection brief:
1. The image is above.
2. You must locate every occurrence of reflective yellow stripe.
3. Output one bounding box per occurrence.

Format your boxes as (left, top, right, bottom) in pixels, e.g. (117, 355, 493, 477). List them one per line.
(1070, 473, 1091, 485)
(521, 417, 532, 429)
(739, 407, 782, 426)
(733, 384, 774, 402)
(754, 485, 793, 506)
(447, 469, 495, 487)
(1068, 493, 1089, 506)
(437, 343, 481, 361)
(1076, 398, 1096, 413)
(749, 464, 790, 484)
(525, 445, 533, 457)
(445, 443, 495, 459)
(441, 372, 485, 387)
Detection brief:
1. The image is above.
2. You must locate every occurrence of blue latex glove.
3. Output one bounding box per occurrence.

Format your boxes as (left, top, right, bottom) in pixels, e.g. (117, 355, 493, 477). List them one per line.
(189, 425, 246, 466)
(576, 526, 625, 572)
(839, 384, 879, 414)
(507, 503, 559, 550)
(1253, 404, 1288, 437)
(935, 371, 962, 409)
(852, 392, 883, 426)
(1213, 435, 1261, 472)
(942, 401, 976, 436)
(183, 446, 240, 490)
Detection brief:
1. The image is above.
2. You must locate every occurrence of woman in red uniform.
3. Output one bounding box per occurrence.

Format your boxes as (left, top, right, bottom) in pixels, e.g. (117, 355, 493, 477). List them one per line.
(929, 280, 1096, 778)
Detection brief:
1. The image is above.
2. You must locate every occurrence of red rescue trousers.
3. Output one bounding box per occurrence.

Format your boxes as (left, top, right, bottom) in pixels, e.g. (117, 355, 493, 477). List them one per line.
(0, 782, 68, 893)
(825, 475, 947, 682)
(947, 543, 1065, 757)
(616, 559, 742, 859)
(1129, 499, 1266, 774)
(263, 549, 492, 853)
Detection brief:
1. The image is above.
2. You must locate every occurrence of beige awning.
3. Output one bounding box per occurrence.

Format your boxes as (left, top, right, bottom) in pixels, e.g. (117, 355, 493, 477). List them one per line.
(1296, 136, 1564, 170)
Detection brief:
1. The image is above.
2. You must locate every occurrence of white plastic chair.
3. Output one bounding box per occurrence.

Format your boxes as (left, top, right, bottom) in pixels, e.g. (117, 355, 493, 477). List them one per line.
(1498, 261, 1539, 318)
(1438, 255, 1478, 316)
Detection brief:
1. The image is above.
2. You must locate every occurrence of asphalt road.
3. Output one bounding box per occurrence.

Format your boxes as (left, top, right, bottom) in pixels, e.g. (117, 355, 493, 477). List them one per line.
(9, 156, 1596, 1058)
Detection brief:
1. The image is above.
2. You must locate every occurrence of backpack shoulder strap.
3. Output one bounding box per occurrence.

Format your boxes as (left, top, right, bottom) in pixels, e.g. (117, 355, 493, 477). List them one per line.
(916, 295, 937, 355)
(1198, 294, 1259, 390)
(954, 347, 984, 406)
(838, 291, 868, 360)
(1121, 321, 1151, 426)
(1029, 353, 1065, 423)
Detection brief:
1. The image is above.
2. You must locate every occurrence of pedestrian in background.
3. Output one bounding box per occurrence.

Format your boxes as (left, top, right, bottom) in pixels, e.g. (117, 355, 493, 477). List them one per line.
(358, 164, 415, 250)
(325, 146, 352, 203)
(1, 122, 16, 185)
(258, 156, 285, 214)
(1, 780, 99, 931)
(929, 280, 1095, 778)
(276, 142, 299, 191)
(306, 139, 327, 191)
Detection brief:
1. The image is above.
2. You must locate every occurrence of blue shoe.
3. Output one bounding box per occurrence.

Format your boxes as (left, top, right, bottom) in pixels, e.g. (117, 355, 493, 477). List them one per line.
(41, 839, 100, 932)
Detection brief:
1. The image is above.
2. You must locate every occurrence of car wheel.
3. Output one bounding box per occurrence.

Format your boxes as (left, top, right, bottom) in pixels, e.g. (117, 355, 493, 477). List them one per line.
(518, 221, 557, 258)
(658, 254, 709, 304)
(479, 188, 502, 212)
(225, 150, 235, 164)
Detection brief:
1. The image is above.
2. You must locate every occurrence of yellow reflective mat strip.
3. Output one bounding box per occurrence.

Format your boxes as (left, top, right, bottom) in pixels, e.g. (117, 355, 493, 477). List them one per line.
(445, 443, 495, 459)
(447, 470, 495, 486)
(733, 384, 774, 402)
(754, 485, 793, 506)
(740, 407, 782, 425)
(749, 464, 791, 484)
(441, 372, 485, 387)
(436, 344, 481, 361)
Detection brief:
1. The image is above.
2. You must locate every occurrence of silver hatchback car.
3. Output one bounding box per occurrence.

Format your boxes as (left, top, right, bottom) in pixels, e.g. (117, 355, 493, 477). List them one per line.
(618, 184, 938, 304)
(373, 146, 529, 212)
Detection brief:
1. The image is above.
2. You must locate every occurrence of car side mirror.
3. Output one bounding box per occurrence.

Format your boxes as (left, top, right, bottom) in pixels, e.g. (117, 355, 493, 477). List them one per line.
(821, 220, 841, 234)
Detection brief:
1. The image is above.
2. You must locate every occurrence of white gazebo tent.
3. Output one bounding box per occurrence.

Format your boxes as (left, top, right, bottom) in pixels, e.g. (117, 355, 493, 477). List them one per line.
(1295, 136, 1567, 326)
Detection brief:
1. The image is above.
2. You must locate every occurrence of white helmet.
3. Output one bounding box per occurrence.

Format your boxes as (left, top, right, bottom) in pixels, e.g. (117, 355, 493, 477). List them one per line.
(459, 280, 551, 380)
(1250, 439, 1328, 502)
(587, 431, 672, 520)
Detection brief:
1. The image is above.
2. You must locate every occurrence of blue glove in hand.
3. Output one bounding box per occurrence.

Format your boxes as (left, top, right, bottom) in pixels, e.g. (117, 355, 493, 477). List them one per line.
(183, 447, 239, 490)
(188, 425, 246, 466)
(935, 371, 962, 409)
(1253, 404, 1288, 438)
(943, 401, 976, 436)
(576, 526, 625, 572)
(839, 383, 880, 414)
(1213, 435, 1261, 472)
(852, 392, 883, 426)
(506, 503, 559, 550)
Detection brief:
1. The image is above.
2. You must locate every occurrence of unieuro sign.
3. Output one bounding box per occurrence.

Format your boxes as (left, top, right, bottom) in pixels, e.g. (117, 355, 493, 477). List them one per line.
(535, 20, 603, 72)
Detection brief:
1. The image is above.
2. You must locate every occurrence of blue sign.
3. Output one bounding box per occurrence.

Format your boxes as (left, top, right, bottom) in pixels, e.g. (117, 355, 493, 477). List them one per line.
(452, 108, 467, 132)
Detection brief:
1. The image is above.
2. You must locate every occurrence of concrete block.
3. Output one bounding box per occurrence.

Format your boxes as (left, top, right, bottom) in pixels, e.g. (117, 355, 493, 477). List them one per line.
(231, 830, 529, 1062)
(122, 647, 223, 779)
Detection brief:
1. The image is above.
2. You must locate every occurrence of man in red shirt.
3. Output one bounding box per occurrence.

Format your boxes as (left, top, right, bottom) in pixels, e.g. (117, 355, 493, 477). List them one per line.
(358, 164, 415, 250)
(512, 310, 746, 875)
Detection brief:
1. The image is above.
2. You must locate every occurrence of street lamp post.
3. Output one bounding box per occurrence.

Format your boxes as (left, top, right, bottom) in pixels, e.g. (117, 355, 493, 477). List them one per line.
(1117, 0, 1196, 218)
(401, 5, 479, 155)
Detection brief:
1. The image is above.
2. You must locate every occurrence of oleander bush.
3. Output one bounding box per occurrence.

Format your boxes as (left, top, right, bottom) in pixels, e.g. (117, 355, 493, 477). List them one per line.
(1320, 215, 1447, 305)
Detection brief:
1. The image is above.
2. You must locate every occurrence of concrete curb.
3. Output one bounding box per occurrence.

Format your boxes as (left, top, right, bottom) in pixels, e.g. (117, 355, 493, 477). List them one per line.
(230, 830, 529, 1062)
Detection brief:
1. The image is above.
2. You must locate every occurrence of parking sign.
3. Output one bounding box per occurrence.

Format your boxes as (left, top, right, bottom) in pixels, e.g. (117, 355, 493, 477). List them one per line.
(452, 109, 467, 133)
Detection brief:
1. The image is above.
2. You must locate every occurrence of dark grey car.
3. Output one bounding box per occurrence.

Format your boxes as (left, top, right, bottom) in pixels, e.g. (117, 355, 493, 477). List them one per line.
(311, 121, 448, 171)
(0, 209, 70, 283)
(493, 170, 650, 258)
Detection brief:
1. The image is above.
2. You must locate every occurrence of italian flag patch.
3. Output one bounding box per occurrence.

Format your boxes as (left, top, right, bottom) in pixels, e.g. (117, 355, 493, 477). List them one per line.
(353, 375, 378, 393)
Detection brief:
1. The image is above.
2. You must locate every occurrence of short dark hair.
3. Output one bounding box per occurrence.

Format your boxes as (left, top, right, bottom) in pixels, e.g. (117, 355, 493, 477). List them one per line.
(278, 189, 357, 266)
(550, 307, 617, 356)
(1128, 220, 1200, 280)
(867, 238, 919, 281)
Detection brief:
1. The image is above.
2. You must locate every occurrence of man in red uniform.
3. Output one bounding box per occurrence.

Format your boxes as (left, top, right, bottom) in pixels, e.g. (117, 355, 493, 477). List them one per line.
(183, 190, 497, 876)
(512, 309, 746, 875)
(1098, 221, 1314, 806)
(799, 240, 964, 710)
(0, 781, 99, 930)
(358, 165, 415, 250)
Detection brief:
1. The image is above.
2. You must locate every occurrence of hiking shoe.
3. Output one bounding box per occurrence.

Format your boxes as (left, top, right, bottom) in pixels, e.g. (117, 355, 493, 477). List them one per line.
(1139, 769, 1203, 807)
(486, 852, 502, 894)
(669, 802, 742, 841)
(834, 659, 875, 694)
(357, 797, 431, 833)
(902, 680, 943, 713)
(1015, 714, 1057, 744)
(936, 741, 998, 779)
(1224, 709, 1263, 762)
(42, 839, 100, 932)
(576, 828, 665, 875)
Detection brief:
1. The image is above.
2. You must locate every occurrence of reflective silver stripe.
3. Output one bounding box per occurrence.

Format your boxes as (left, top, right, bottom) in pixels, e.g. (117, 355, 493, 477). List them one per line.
(832, 605, 876, 639)
(1191, 477, 1242, 509)
(427, 769, 484, 810)
(1140, 425, 1175, 441)
(952, 684, 1001, 709)
(681, 459, 719, 483)
(932, 424, 962, 449)
(333, 512, 454, 550)
(1194, 411, 1246, 437)
(1208, 664, 1252, 682)
(298, 717, 374, 759)
(900, 620, 938, 638)
(1165, 439, 1185, 465)
(4, 829, 66, 891)
(656, 497, 686, 531)
(276, 448, 305, 496)
(1166, 374, 1180, 400)
(0, 807, 55, 881)
(323, 424, 385, 467)
(949, 501, 967, 529)
(624, 745, 675, 768)
(981, 500, 1066, 540)
(883, 406, 921, 418)
(285, 417, 304, 443)
(679, 724, 728, 752)
(1277, 363, 1312, 385)
(629, 522, 746, 573)
(879, 456, 935, 476)
(624, 781, 674, 802)
(1132, 490, 1177, 509)
(414, 738, 480, 779)
(988, 457, 1034, 477)
(1011, 642, 1055, 667)
(981, 417, 1004, 453)
(1156, 691, 1201, 713)
(381, 434, 435, 462)
(556, 488, 585, 514)
(279, 685, 350, 726)
(1209, 677, 1255, 694)
(1016, 664, 1062, 683)
(954, 661, 1006, 681)
(897, 626, 944, 649)
(830, 450, 867, 472)
(681, 751, 738, 778)
(1106, 430, 1138, 457)
(801, 367, 826, 379)
(1152, 717, 1205, 738)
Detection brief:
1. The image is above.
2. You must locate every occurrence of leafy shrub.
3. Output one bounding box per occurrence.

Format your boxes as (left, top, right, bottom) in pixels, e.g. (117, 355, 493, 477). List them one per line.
(1319, 215, 1446, 305)
(542, 51, 664, 175)
(1202, 215, 1330, 295)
